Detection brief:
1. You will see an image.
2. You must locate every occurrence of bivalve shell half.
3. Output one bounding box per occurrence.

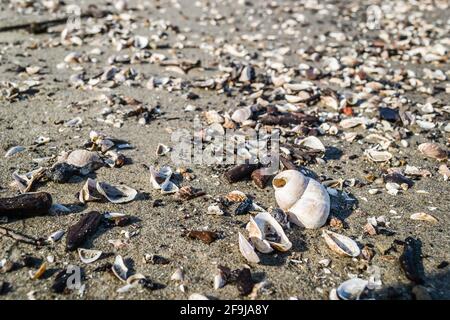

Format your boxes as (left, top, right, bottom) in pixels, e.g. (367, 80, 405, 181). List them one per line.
(112, 255, 128, 282)
(322, 230, 361, 257)
(418, 143, 447, 161)
(238, 232, 260, 264)
(297, 136, 326, 152)
(246, 211, 292, 252)
(65, 149, 101, 168)
(365, 149, 393, 162)
(78, 248, 103, 264)
(336, 278, 369, 300)
(231, 107, 252, 123)
(96, 181, 137, 204)
(410, 212, 438, 223)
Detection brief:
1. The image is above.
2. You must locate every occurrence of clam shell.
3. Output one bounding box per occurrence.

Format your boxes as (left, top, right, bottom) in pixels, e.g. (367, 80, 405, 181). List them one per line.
(438, 164, 450, 180)
(410, 212, 438, 223)
(336, 278, 368, 300)
(5, 146, 25, 158)
(238, 232, 260, 264)
(339, 117, 366, 129)
(418, 143, 447, 161)
(207, 205, 224, 216)
(79, 178, 102, 203)
(203, 110, 224, 124)
(65, 149, 101, 167)
(78, 248, 103, 264)
(149, 166, 172, 189)
(189, 293, 209, 300)
(322, 230, 361, 257)
(96, 181, 137, 203)
(246, 212, 292, 253)
(225, 190, 247, 202)
(231, 107, 252, 123)
(297, 136, 326, 152)
(365, 149, 393, 162)
(112, 255, 128, 282)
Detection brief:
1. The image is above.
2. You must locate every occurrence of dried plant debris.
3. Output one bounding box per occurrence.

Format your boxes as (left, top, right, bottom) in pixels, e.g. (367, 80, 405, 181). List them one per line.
(1, 0, 450, 301)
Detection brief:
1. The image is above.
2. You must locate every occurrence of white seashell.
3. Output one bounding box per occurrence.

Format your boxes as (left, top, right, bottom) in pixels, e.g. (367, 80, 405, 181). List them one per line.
(337, 278, 368, 300)
(134, 35, 149, 49)
(322, 230, 361, 257)
(246, 212, 292, 252)
(64, 117, 83, 127)
(438, 164, 450, 181)
(48, 230, 65, 243)
(170, 267, 185, 281)
(297, 136, 325, 152)
(339, 117, 366, 129)
(207, 205, 224, 216)
(96, 181, 137, 203)
(160, 179, 179, 194)
(65, 149, 101, 167)
(78, 248, 103, 264)
(79, 178, 102, 203)
(189, 293, 209, 300)
(11, 167, 45, 193)
(418, 142, 447, 161)
(238, 232, 260, 264)
(156, 143, 171, 156)
(112, 255, 128, 282)
(231, 107, 252, 123)
(272, 170, 330, 229)
(410, 212, 438, 223)
(203, 110, 224, 124)
(149, 166, 172, 189)
(416, 120, 435, 130)
(365, 149, 392, 162)
(5, 146, 26, 158)
(214, 269, 226, 290)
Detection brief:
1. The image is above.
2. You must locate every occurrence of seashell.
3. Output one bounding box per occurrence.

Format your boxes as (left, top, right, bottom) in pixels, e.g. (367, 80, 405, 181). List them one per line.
(156, 143, 171, 156)
(64, 117, 83, 127)
(29, 263, 47, 280)
(11, 167, 46, 193)
(203, 110, 224, 124)
(170, 267, 185, 282)
(438, 164, 450, 181)
(418, 143, 447, 161)
(322, 230, 361, 257)
(35, 136, 50, 145)
(112, 255, 128, 282)
(160, 178, 179, 194)
(410, 212, 438, 223)
(207, 205, 224, 216)
(213, 266, 229, 290)
(246, 212, 292, 253)
(79, 178, 102, 203)
(48, 230, 65, 243)
(238, 65, 255, 82)
(65, 149, 101, 168)
(134, 35, 149, 49)
(238, 232, 260, 264)
(297, 136, 325, 152)
(189, 293, 209, 300)
(149, 166, 178, 194)
(231, 107, 252, 123)
(365, 149, 392, 162)
(225, 190, 247, 202)
(339, 117, 366, 129)
(416, 120, 435, 130)
(272, 170, 330, 229)
(5, 146, 25, 158)
(336, 278, 368, 300)
(78, 248, 103, 264)
(96, 181, 137, 203)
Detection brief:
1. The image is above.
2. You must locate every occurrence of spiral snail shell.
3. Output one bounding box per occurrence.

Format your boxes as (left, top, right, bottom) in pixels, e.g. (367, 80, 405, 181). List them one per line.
(272, 170, 330, 229)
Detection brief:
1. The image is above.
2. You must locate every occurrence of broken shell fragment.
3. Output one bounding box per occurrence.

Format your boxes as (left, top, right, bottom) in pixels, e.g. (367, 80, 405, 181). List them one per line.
(79, 178, 102, 203)
(48, 230, 65, 243)
(170, 267, 185, 282)
(410, 212, 438, 223)
(207, 205, 224, 216)
(272, 170, 330, 229)
(418, 143, 447, 161)
(156, 143, 171, 156)
(365, 149, 393, 162)
(238, 232, 260, 264)
(112, 255, 128, 282)
(246, 211, 292, 252)
(225, 190, 247, 202)
(4, 146, 25, 158)
(322, 230, 361, 257)
(96, 181, 137, 204)
(78, 248, 103, 264)
(297, 136, 326, 152)
(336, 278, 369, 300)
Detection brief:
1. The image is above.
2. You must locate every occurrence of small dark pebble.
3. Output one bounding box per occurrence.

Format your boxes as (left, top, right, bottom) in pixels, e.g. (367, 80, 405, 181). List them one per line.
(22, 255, 42, 268)
(0, 281, 10, 295)
(234, 268, 254, 296)
(152, 199, 164, 207)
(148, 255, 170, 265)
(437, 261, 449, 269)
(379, 107, 400, 122)
(46, 162, 80, 183)
(399, 237, 425, 285)
(93, 263, 112, 273)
